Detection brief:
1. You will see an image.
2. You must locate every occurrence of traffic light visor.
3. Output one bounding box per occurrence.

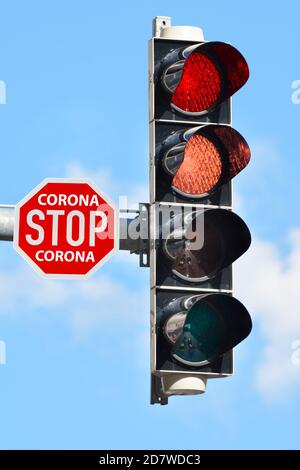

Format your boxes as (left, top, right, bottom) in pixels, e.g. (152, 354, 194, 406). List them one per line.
(170, 125, 250, 198)
(171, 42, 249, 115)
(164, 209, 251, 282)
(165, 294, 252, 366)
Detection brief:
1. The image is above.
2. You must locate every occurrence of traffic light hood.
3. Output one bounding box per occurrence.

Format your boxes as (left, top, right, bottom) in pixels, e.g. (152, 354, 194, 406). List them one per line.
(164, 208, 251, 282)
(161, 41, 249, 115)
(163, 293, 252, 366)
(161, 124, 251, 199)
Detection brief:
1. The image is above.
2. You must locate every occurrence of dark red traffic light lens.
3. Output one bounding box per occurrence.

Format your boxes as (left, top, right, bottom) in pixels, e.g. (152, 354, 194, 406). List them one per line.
(208, 42, 249, 100)
(212, 126, 251, 182)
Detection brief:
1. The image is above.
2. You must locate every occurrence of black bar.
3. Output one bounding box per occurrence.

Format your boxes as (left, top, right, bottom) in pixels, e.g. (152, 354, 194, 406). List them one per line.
(0, 450, 298, 467)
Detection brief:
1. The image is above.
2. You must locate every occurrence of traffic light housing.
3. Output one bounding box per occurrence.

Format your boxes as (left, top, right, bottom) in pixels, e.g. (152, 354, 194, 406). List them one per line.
(154, 40, 249, 120)
(149, 18, 252, 404)
(155, 124, 250, 203)
(156, 292, 251, 371)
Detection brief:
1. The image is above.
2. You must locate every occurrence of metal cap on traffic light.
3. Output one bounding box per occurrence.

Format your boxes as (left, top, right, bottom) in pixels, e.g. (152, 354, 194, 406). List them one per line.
(159, 124, 250, 199)
(163, 208, 251, 282)
(161, 293, 252, 366)
(158, 41, 249, 116)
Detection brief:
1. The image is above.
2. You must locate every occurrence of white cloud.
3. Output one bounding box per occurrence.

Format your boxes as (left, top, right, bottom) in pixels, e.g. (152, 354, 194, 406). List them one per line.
(0, 163, 149, 370)
(235, 230, 300, 401)
(233, 139, 285, 215)
(0, 262, 147, 344)
(5, 156, 300, 403)
(65, 162, 148, 210)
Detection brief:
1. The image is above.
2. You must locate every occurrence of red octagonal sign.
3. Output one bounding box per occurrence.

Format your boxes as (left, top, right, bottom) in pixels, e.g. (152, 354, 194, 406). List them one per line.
(13, 178, 118, 279)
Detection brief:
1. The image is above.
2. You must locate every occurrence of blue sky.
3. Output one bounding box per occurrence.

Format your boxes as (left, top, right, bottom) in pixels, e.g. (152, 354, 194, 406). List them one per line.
(0, 0, 300, 450)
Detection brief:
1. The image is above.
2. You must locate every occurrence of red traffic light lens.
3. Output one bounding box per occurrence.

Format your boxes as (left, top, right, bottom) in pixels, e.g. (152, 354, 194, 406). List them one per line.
(167, 125, 250, 199)
(210, 42, 249, 101)
(171, 42, 249, 115)
(172, 133, 223, 197)
(171, 52, 222, 114)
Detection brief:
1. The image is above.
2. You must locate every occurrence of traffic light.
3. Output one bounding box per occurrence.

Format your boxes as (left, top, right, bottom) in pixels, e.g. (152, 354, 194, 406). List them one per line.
(149, 17, 252, 404)
(155, 124, 250, 203)
(157, 292, 251, 370)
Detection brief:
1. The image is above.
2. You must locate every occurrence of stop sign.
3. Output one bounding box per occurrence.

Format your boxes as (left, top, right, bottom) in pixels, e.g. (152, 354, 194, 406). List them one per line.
(13, 178, 118, 278)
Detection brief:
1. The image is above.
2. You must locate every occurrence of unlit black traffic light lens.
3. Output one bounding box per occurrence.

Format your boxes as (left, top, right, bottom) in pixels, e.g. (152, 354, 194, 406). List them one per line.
(171, 299, 226, 366)
(164, 209, 251, 282)
(162, 294, 252, 366)
(165, 215, 225, 281)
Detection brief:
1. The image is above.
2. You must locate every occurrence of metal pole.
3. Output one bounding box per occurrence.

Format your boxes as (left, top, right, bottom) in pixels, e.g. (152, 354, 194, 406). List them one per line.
(0, 204, 149, 265)
(0, 205, 14, 241)
(119, 216, 140, 253)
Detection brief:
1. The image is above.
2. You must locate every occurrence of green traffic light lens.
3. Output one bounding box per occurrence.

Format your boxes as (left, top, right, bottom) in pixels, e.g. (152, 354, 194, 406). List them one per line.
(171, 300, 226, 366)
